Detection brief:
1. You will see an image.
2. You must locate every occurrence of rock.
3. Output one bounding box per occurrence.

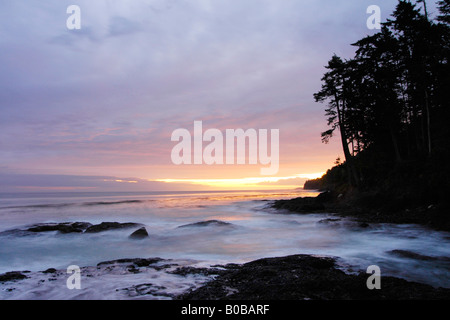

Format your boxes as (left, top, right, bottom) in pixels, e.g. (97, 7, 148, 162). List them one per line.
(169, 266, 222, 277)
(97, 257, 164, 267)
(64, 222, 93, 233)
(271, 193, 333, 213)
(176, 254, 450, 300)
(84, 222, 142, 233)
(42, 268, 57, 274)
(5, 221, 145, 236)
(27, 222, 92, 234)
(177, 220, 233, 228)
(129, 227, 149, 239)
(120, 283, 172, 298)
(0, 271, 28, 282)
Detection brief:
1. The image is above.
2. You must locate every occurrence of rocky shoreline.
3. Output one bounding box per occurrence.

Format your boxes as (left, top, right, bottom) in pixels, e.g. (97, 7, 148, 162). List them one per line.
(1, 218, 449, 300)
(177, 254, 450, 300)
(1, 254, 449, 300)
(271, 191, 450, 231)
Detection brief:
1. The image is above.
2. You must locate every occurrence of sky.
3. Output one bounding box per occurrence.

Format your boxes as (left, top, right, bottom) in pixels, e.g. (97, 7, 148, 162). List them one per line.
(0, 0, 429, 192)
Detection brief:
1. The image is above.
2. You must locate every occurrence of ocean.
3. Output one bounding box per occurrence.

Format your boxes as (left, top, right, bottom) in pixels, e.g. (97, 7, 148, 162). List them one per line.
(0, 189, 449, 299)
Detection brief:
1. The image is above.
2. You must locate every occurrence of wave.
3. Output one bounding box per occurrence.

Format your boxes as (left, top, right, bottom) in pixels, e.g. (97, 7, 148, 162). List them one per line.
(82, 200, 145, 206)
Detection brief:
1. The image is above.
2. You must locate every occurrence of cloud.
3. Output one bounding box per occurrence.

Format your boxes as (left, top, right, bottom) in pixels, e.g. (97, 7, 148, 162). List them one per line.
(0, 0, 400, 182)
(49, 26, 100, 46)
(0, 173, 204, 192)
(108, 16, 142, 37)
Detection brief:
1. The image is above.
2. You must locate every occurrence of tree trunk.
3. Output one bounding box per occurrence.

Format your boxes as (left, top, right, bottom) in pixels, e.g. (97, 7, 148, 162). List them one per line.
(424, 89, 432, 156)
(335, 94, 359, 187)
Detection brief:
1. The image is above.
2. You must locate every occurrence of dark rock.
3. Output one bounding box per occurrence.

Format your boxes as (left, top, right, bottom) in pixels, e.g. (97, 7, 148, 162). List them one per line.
(6, 221, 144, 236)
(176, 254, 450, 300)
(120, 283, 172, 297)
(65, 222, 93, 233)
(177, 220, 233, 228)
(271, 192, 335, 213)
(127, 265, 140, 273)
(129, 227, 149, 239)
(0, 271, 28, 282)
(152, 264, 179, 271)
(42, 268, 57, 274)
(97, 257, 164, 267)
(169, 266, 222, 277)
(27, 222, 92, 234)
(84, 222, 142, 233)
(272, 190, 450, 232)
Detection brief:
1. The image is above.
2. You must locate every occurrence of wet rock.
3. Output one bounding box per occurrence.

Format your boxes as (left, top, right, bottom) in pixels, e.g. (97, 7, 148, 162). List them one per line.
(271, 193, 333, 213)
(0, 271, 28, 283)
(97, 257, 164, 267)
(42, 268, 57, 274)
(2, 221, 146, 236)
(129, 227, 149, 239)
(84, 222, 142, 233)
(120, 283, 172, 298)
(126, 265, 140, 274)
(177, 220, 233, 228)
(176, 254, 450, 300)
(27, 222, 92, 234)
(169, 266, 222, 277)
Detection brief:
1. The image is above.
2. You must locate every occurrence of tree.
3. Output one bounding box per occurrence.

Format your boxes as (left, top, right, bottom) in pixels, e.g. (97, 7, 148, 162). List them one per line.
(437, 0, 450, 25)
(314, 55, 359, 186)
(314, 0, 450, 191)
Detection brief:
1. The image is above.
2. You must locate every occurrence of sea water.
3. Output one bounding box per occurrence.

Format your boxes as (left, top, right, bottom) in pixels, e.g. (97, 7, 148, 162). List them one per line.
(0, 189, 449, 298)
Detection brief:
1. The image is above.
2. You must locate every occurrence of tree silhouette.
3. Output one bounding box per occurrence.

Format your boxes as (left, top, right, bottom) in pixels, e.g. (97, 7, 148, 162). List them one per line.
(314, 0, 450, 193)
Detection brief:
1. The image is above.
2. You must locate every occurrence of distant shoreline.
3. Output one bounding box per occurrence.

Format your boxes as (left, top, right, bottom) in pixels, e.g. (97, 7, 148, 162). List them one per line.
(271, 190, 450, 232)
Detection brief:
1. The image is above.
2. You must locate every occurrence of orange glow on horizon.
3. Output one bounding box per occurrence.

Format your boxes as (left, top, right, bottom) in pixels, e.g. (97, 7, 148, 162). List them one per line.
(154, 173, 324, 190)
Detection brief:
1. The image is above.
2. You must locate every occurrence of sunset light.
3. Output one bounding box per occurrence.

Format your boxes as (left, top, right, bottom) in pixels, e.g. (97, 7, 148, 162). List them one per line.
(2, 0, 448, 306)
(155, 173, 325, 190)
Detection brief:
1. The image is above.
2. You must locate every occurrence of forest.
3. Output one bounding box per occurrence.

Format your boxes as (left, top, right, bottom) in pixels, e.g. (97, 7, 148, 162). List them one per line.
(306, 0, 450, 226)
